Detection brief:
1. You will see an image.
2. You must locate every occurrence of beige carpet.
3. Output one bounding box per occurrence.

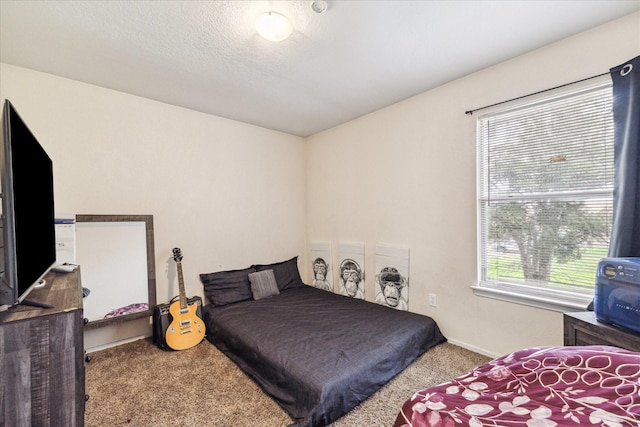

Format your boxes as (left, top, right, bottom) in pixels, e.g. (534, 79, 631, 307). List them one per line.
(85, 338, 490, 426)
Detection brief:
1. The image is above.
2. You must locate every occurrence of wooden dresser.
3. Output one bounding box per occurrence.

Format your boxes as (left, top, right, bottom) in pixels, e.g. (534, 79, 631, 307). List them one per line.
(564, 310, 640, 352)
(0, 269, 84, 427)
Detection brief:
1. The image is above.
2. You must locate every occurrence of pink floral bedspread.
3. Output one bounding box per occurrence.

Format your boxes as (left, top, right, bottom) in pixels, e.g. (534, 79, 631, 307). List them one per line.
(393, 346, 640, 427)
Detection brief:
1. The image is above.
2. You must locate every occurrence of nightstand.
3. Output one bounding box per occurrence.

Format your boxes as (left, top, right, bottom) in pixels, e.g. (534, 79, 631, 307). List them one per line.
(564, 311, 640, 352)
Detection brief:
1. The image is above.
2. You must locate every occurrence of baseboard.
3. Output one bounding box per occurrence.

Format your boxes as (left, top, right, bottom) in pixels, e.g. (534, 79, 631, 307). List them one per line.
(85, 334, 151, 354)
(445, 338, 500, 359)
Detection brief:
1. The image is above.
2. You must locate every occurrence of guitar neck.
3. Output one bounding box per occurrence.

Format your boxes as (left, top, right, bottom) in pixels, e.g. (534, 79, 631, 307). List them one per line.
(176, 261, 187, 309)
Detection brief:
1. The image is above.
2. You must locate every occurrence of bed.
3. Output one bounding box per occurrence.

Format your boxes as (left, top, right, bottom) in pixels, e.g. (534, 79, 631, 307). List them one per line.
(393, 345, 640, 427)
(199, 256, 447, 427)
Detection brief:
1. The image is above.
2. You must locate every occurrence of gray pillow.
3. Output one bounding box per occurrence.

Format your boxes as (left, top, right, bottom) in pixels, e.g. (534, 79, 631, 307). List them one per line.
(200, 267, 255, 306)
(252, 256, 304, 291)
(249, 269, 280, 300)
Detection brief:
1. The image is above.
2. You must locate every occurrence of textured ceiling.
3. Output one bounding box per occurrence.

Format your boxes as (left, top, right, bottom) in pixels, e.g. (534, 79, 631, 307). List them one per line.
(1, 1, 639, 137)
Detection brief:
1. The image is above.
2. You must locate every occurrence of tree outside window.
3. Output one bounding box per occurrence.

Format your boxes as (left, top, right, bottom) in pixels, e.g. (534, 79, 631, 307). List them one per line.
(478, 83, 614, 300)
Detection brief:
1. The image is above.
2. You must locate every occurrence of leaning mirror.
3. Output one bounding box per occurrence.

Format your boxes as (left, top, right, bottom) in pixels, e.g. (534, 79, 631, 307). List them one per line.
(75, 214, 156, 329)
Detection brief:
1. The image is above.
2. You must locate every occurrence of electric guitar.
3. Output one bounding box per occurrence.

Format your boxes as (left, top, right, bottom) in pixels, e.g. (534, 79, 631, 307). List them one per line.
(166, 248, 205, 350)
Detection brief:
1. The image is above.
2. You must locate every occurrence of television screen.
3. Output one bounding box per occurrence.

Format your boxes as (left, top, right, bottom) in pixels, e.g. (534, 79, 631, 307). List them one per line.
(0, 100, 56, 306)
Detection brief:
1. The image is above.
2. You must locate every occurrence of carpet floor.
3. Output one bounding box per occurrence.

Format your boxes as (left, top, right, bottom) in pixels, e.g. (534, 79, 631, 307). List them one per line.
(85, 337, 490, 426)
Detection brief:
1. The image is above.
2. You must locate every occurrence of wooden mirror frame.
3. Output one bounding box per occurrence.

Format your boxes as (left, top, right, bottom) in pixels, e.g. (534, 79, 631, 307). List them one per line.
(76, 214, 156, 329)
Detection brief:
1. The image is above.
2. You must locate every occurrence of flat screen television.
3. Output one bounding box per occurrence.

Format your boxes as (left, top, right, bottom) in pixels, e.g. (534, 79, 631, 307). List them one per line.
(0, 99, 57, 307)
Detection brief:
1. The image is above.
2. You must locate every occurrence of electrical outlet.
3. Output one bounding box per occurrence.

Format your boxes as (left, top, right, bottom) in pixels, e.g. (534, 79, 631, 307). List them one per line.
(428, 293, 437, 307)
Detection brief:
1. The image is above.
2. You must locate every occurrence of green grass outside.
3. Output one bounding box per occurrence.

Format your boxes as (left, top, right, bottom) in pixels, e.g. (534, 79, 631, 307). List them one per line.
(488, 246, 609, 289)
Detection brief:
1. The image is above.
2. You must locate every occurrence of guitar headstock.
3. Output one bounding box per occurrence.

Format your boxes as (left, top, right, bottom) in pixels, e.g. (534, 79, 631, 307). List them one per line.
(172, 247, 183, 263)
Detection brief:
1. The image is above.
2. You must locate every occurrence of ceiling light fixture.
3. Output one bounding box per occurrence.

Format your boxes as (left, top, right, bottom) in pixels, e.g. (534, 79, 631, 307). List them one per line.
(256, 12, 293, 42)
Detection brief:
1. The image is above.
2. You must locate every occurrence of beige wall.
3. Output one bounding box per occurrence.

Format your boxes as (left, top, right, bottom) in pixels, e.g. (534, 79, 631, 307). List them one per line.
(0, 64, 307, 350)
(1, 12, 638, 355)
(305, 12, 640, 357)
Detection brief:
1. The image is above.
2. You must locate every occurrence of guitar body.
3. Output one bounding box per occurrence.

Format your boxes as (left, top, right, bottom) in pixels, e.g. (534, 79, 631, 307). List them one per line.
(165, 300, 205, 350)
(166, 248, 206, 351)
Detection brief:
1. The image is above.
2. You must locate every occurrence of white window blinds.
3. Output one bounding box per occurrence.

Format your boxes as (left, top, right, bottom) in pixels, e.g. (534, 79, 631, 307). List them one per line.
(476, 83, 614, 309)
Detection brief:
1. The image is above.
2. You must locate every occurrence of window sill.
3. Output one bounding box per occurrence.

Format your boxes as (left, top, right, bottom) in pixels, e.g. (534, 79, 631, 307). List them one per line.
(471, 282, 593, 313)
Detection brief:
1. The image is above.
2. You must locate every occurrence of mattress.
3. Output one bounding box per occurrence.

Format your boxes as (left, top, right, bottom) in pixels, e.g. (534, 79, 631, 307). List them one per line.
(203, 285, 446, 427)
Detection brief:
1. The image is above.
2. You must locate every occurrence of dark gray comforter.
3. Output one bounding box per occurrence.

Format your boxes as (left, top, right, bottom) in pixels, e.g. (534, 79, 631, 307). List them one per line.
(203, 285, 446, 427)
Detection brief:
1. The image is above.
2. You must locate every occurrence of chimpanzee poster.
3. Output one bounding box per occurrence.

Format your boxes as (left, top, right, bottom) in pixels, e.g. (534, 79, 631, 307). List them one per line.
(310, 242, 333, 292)
(375, 244, 409, 310)
(337, 243, 365, 299)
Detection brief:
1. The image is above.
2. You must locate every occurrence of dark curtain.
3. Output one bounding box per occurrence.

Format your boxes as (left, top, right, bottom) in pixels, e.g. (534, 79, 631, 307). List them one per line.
(608, 55, 640, 258)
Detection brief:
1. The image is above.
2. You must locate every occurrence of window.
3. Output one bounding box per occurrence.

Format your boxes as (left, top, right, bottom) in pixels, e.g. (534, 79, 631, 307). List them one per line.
(474, 81, 614, 311)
